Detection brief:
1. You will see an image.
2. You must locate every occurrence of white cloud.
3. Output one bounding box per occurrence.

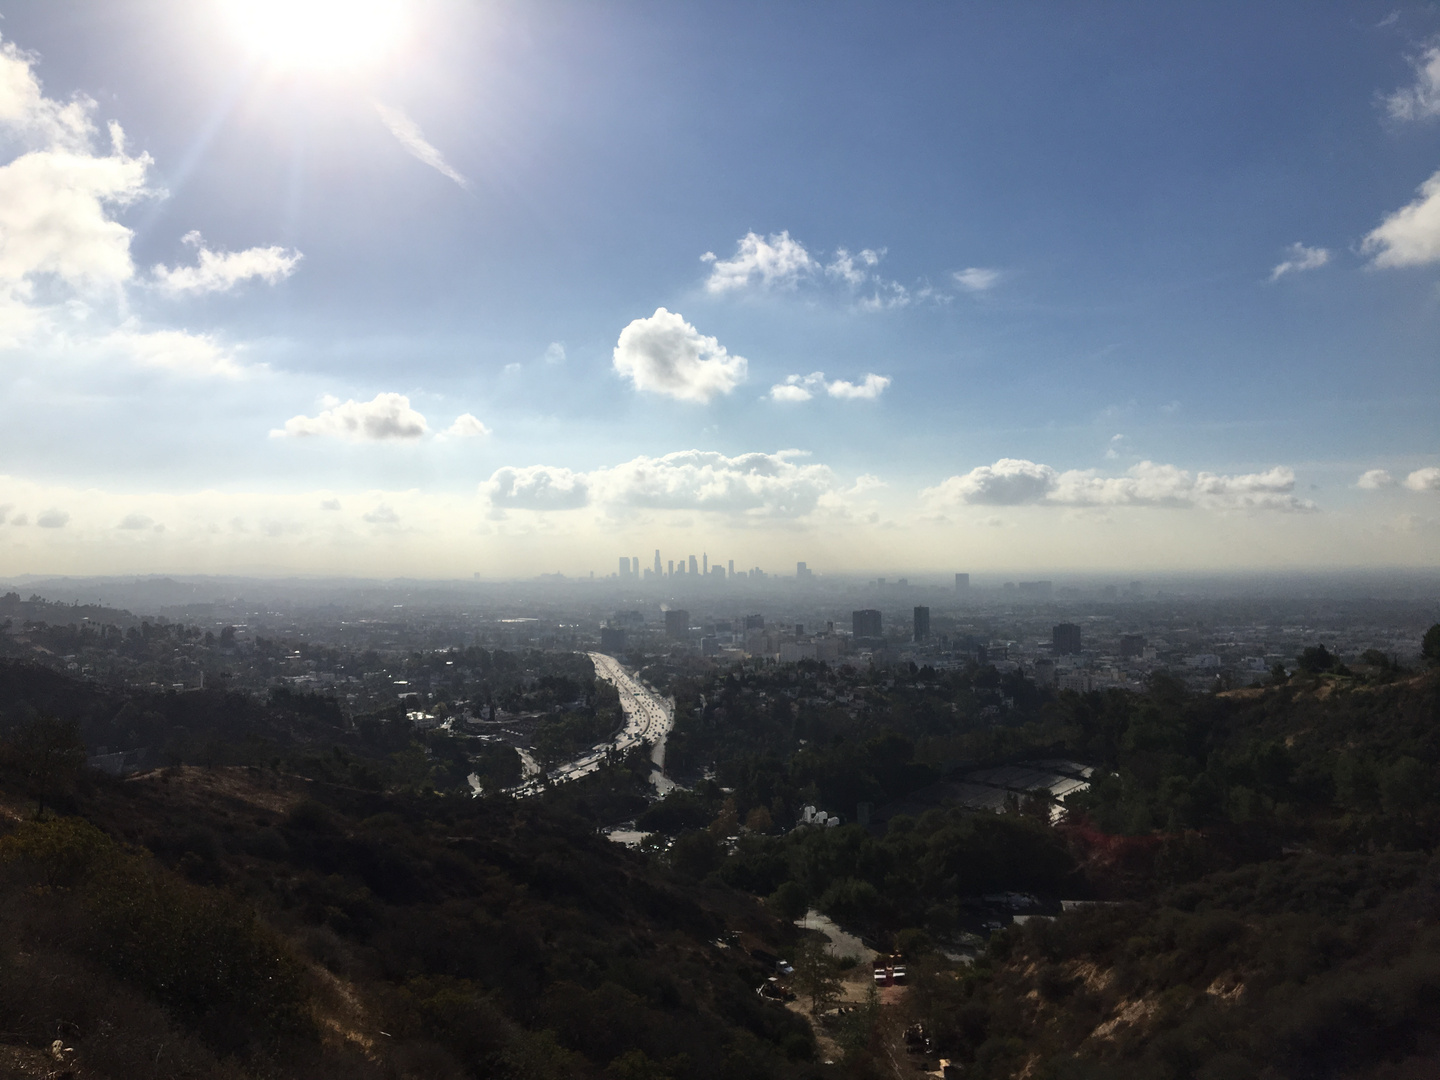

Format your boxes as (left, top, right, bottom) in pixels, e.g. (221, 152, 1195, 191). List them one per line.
(273, 393, 429, 441)
(924, 458, 1315, 513)
(543, 342, 565, 364)
(597, 450, 834, 518)
(0, 122, 152, 291)
(702, 230, 817, 293)
(0, 37, 97, 151)
(482, 449, 845, 521)
(152, 231, 301, 296)
(825, 247, 881, 287)
(1358, 469, 1396, 489)
(612, 307, 747, 403)
(1385, 41, 1440, 121)
(770, 371, 891, 402)
(1269, 242, 1330, 281)
(374, 102, 467, 188)
(927, 458, 1058, 507)
(104, 326, 245, 377)
(953, 267, 1001, 292)
(483, 465, 591, 511)
(825, 373, 890, 399)
(441, 413, 490, 438)
(1362, 169, 1440, 268)
(363, 504, 400, 525)
(1405, 466, 1440, 492)
(770, 377, 817, 403)
(320, 498, 342, 511)
(117, 513, 153, 529)
(37, 508, 69, 528)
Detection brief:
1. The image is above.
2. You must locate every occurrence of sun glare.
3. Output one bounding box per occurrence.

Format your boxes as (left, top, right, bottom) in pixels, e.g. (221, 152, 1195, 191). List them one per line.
(221, 0, 407, 72)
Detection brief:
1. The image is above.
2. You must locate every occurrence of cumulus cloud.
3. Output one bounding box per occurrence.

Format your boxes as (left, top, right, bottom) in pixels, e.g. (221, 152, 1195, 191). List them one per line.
(482, 449, 844, 520)
(117, 513, 153, 529)
(273, 393, 429, 441)
(598, 450, 835, 518)
(923, 458, 1315, 513)
(1385, 40, 1440, 121)
(320, 498, 342, 511)
(0, 115, 152, 291)
(953, 267, 1001, 292)
(374, 102, 467, 188)
(770, 371, 890, 402)
(0, 37, 96, 150)
(612, 308, 747, 402)
(543, 342, 565, 364)
(1357, 469, 1396, 489)
(37, 508, 69, 528)
(702, 231, 817, 293)
(483, 465, 591, 511)
(826, 373, 890, 399)
(1405, 466, 1440, 492)
(927, 458, 1058, 507)
(441, 413, 490, 438)
(1269, 242, 1330, 281)
(152, 231, 301, 296)
(1362, 169, 1440, 268)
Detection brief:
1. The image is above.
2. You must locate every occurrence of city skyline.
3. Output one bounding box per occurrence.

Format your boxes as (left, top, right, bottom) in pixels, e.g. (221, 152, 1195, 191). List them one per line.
(0, 3, 1438, 578)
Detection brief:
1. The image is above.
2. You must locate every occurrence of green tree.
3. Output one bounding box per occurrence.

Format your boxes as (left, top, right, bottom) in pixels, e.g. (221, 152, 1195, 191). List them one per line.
(767, 880, 810, 923)
(792, 935, 843, 1015)
(1423, 623, 1440, 667)
(4, 715, 87, 817)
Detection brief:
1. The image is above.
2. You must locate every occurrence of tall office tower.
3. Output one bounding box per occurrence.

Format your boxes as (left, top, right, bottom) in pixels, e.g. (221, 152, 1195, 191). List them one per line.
(1053, 623, 1082, 655)
(955, 573, 970, 592)
(619, 557, 631, 578)
(745, 614, 765, 630)
(667, 560, 674, 577)
(632, 556, 640, 579)
(703, 553, 708, 575)
(796, 561, 811, 580)
(728, 559, 735, 578)
(664, 609, 690, 639)
(913, 606, 931, 641)
(1119, 634, 1146, 658)
(852, 609, 883, 639)
(688, 555, 698, 575)
(654, 550, 662, 575)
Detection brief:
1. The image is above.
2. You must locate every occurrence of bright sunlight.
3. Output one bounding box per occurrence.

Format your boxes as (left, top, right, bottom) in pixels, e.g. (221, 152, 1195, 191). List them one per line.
(220, 0, 407, 72)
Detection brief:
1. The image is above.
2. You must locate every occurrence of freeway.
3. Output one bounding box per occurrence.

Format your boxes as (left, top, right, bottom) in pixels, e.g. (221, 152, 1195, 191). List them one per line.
(510, 652, 675, 796)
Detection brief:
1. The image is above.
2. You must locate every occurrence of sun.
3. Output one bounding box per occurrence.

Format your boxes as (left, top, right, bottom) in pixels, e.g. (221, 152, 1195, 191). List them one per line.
(221, 0, 408, 73)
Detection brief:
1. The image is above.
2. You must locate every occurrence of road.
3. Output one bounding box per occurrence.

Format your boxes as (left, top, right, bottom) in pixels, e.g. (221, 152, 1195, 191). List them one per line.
(509, 652, 675, 796)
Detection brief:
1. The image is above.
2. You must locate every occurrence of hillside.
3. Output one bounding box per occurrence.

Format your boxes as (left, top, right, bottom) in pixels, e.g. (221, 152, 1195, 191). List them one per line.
(0, 661, 818, 1080)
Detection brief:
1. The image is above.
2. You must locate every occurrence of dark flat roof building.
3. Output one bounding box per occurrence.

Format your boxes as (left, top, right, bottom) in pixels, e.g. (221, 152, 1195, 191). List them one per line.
(853, 608, 882, 639)
(913, 606, 930, 641)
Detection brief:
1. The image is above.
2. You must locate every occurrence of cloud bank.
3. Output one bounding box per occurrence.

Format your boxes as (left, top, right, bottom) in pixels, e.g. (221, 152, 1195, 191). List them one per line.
(482, 449, 841, 520)
(612, 308, 747, 402)
(924, 458, 1315, 513)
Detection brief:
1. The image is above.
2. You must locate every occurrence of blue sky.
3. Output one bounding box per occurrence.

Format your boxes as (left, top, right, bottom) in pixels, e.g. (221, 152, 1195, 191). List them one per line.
(0, 0, 1437, 577)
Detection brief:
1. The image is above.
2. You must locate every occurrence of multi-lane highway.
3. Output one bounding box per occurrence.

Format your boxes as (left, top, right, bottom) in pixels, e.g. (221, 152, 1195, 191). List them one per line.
(510, 652, 674, 796)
